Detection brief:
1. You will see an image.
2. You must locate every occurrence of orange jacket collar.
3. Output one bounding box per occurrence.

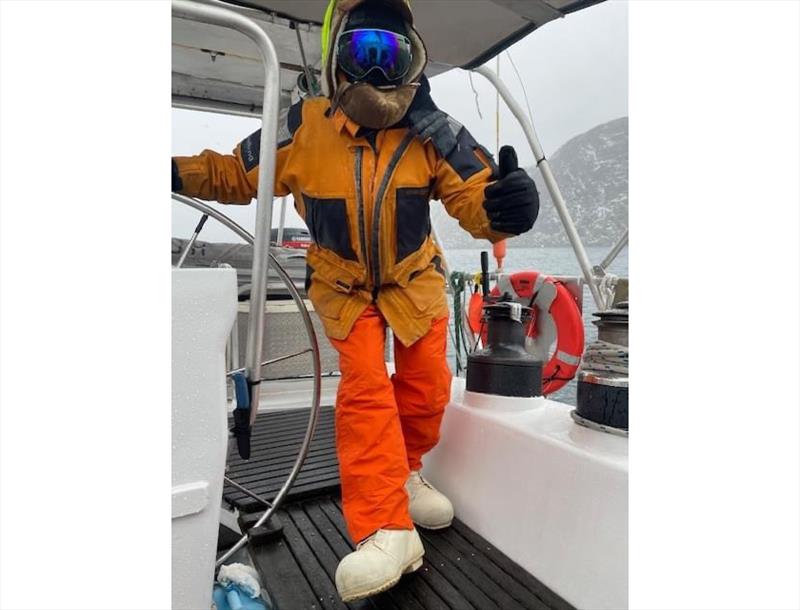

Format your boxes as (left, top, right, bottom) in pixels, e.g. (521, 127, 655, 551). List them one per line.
(331, 106, 361, 138)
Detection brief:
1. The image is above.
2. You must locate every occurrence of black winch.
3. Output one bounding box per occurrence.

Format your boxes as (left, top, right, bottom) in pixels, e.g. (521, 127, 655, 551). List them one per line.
(574, 301, 629, 435)
(575, 372, 628, 432)
(591, 301, 629, 347)
(466, 252, 543, 397)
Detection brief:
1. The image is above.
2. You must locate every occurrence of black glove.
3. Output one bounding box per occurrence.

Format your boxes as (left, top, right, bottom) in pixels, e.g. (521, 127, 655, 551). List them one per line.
(172, 159, 183, 192)
(483, 146, 539, 235)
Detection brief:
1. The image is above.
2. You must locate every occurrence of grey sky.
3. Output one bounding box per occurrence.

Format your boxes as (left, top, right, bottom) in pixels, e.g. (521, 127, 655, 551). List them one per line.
(172, 0, 627, 241)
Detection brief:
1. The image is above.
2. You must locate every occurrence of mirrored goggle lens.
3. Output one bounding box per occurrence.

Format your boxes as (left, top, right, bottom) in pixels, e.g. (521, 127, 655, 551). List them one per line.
(337, 29, 412, 82)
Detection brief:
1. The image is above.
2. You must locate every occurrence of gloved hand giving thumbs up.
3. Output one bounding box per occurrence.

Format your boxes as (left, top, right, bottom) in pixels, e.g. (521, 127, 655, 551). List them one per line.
(483, 145, 539, 236)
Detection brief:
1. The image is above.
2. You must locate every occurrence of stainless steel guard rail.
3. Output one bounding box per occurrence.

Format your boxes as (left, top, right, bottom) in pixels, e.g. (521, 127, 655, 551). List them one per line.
(473, 65, 609, 311)
(173, 0, 278, 428)
(171, 0, 320, 567)
(597, 228, 629, 275)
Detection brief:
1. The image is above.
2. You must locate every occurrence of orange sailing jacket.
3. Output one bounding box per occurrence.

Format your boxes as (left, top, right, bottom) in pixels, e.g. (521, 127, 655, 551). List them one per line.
(174, 96, 507, 346)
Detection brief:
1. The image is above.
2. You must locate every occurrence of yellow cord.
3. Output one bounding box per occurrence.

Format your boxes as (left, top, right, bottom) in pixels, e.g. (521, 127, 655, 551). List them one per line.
(321, 0, 336, 65)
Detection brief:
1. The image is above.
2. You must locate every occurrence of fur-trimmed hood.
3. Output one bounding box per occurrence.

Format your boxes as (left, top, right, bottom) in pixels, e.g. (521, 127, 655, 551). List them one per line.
(320, 0, 428, 99)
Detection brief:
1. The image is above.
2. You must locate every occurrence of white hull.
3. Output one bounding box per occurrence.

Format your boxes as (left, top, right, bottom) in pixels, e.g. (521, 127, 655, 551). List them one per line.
(425, 377, 628, 609)
(172, 269, 238, 610)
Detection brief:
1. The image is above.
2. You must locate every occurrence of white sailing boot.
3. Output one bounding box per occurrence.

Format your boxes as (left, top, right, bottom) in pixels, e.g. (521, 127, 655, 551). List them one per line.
(335, 528, 425, 602)
(405, 471, 454, 530)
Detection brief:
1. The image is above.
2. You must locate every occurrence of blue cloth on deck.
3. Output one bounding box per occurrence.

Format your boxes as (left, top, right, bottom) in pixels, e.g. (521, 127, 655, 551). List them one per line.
(212, 583, 268, 610)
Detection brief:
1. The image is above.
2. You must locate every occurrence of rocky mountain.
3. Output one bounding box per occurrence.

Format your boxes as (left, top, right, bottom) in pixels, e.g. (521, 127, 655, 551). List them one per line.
(432, 116, 628, 248)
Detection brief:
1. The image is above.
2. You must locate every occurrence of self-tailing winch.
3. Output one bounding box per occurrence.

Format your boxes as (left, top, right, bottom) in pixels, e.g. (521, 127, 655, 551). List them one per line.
(573, 301, 629, 435)
(465, 252, 585, 397)
(466, 297, 543, 397)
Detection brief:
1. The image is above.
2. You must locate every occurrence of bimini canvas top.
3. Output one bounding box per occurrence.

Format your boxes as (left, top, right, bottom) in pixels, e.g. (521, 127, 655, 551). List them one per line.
(172, 0, 605, 115)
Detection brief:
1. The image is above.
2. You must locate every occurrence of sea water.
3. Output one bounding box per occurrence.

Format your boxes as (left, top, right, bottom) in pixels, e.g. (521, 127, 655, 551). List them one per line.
(444, 245, 629, 406)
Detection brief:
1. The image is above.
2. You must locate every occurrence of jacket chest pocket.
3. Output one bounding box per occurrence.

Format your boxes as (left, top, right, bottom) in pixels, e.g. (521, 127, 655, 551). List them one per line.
(302, 194, 358, 262)
(395, 186, 431, 263)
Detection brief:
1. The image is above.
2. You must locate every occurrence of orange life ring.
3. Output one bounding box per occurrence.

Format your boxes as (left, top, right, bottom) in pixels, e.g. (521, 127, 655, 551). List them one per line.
(467, 271, 585, 395)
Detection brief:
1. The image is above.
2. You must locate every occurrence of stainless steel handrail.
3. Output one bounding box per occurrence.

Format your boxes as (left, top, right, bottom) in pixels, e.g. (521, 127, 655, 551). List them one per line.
(597, 228, 629, 274)
(473, 65, 608, 311)
(171, 0, 318, 567)
(171, 194, 322, 567)
(173, 0, 280, 428)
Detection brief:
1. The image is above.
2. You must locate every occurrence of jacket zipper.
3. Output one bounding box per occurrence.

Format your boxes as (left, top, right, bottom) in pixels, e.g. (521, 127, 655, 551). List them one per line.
(353, 148, 370, 290)
(370, 131, 416, 294)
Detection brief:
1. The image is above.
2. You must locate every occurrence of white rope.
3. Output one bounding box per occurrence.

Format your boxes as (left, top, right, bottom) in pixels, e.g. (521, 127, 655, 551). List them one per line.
(580, 340, 628, 376)
(598, 273, 619, 311)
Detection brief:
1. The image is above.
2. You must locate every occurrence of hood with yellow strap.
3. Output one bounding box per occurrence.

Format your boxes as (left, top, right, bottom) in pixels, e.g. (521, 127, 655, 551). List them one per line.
(319, 0, 428, 129)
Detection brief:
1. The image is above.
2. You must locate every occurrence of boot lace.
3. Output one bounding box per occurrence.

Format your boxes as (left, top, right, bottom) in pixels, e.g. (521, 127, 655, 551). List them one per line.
(410, 471, 434, 491)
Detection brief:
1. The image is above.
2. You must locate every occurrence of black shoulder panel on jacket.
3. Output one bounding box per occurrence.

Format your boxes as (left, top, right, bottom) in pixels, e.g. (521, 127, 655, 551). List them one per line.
(404, 75, 497, 181)
(280, 99, 304, 147)
(445, 124, 497, 182)
(239, 99, 305, 172)
(171, 158, 183, 192)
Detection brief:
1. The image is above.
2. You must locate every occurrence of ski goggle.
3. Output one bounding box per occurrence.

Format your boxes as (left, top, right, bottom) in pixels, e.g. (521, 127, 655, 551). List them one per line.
(336, 29, 413, 83)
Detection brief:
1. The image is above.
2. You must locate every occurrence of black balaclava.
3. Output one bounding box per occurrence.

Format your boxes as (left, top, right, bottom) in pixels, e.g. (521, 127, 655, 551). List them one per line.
(340, 4, 409, 87)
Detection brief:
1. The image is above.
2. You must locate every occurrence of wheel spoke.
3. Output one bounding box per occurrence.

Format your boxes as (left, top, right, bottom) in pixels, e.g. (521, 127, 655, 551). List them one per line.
(226, 348, 313, 377)
(224, 476, 273, 509)
(262, 348, 312, 367)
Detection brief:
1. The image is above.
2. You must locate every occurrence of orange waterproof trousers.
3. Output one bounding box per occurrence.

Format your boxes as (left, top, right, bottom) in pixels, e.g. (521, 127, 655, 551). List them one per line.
(329, 305, 452, 543)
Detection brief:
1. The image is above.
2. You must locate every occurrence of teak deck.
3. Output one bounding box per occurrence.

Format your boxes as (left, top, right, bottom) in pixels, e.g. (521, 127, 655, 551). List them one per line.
(223, 407, 574, 610)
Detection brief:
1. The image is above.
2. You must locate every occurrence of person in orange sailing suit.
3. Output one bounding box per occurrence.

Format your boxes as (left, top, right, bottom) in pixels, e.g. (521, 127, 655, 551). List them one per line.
(173, 0, 539, 601)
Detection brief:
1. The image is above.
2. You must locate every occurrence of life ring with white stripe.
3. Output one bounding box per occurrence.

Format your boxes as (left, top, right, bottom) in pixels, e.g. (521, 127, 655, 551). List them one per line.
(467, 271, 585, 395)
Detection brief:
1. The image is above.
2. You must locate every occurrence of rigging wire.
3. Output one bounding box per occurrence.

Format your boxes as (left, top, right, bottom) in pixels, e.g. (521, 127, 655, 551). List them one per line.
(467, 71, 483, 120)
(505, 50, 536, 132)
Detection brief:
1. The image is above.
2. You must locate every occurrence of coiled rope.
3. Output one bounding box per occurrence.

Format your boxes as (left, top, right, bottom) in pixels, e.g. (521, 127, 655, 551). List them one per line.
(450, 270, 483, 375)
(580, 340, 628, 376)
(449, 271, 469, 374)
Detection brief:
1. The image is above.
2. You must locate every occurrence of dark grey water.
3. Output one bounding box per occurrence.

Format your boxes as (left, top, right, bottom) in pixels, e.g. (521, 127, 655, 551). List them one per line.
(444, 246, 629, 406)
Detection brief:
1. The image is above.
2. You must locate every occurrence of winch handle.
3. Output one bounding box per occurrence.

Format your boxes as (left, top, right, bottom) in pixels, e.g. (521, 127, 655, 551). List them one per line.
(480, 251, 490, 296)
